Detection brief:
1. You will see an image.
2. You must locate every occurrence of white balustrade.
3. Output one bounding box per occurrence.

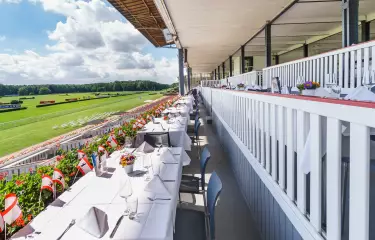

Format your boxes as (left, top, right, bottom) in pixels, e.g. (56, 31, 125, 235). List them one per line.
(228, 70, 263, 87)
(262, 40, 375, 89)
(200, 80, 223, 87)
(200, 87, 374, 240)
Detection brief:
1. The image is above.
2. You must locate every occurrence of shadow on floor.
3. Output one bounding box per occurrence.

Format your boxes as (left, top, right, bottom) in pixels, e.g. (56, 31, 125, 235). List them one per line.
(180, 104, 262, 240)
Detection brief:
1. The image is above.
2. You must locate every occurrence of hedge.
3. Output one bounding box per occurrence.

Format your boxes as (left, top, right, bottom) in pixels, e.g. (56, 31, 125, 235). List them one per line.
(19, 97, 35, 100)
(35, 96, 110, 107)
(0, 107, 27, 113)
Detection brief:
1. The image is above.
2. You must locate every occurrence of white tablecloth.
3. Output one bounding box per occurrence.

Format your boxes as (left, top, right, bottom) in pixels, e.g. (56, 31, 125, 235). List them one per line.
(13, 147, 190, 240)
(174, 99, 193, 112)
(135, 118, 192, 152)
(162, 106, 191, 119)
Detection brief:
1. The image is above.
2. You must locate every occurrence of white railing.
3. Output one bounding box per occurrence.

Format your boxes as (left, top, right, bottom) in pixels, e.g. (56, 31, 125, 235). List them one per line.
(228, 70, 263, 86)
(200, 87, 375, 240)
(263, 40, 375, 89)
(200, 79, 227, 87)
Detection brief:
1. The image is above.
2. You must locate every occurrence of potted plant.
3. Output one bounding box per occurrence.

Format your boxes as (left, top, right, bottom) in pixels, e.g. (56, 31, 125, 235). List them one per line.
(297, 81, 320, 96)
(119, 153, 136, 174)
(237, 83, 245, 90)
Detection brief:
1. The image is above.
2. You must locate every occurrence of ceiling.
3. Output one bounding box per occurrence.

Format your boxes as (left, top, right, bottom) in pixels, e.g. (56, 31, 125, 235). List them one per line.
(162, 0, 375, 73)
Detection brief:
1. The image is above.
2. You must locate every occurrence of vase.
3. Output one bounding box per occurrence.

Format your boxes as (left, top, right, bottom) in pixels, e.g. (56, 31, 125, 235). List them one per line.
(124, 165, 134, 174)
(302, 89, 316, 96)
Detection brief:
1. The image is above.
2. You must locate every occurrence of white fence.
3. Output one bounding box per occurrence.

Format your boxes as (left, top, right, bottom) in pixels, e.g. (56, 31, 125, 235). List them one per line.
(201, 79, 227, 87)
(200, 87, 375, 240)
(228, 70, 263, 86)
(263, 40, 375, 89)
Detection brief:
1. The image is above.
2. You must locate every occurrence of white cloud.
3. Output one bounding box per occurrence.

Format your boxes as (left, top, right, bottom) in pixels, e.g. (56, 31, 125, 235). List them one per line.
(0, 0, 22, 3)
(0, 0, 177, 85)
(0, 36, 6, 41)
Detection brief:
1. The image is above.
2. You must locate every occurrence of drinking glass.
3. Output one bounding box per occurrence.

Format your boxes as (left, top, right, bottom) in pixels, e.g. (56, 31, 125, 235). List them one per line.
(125, 137, 133, 149)
(143, 155, 152, 181)
(363, 70, 375, 90)
(120, 179, 133, 215)
(127, 196, 138, 220)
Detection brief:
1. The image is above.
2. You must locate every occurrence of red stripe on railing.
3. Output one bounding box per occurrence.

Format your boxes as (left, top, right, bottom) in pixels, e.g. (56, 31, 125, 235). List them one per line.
(223, 89, 375, 109)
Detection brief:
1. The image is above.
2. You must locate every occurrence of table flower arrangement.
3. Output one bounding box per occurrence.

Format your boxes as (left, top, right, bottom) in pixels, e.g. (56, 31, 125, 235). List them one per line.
(237, 83, 245, 88)
(297, 81, 320, 96)
(120, 153, 136, 173)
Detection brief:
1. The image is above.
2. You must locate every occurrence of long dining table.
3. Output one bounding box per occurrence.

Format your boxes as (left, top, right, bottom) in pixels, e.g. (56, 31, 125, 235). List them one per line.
(12, 147, 191, 240)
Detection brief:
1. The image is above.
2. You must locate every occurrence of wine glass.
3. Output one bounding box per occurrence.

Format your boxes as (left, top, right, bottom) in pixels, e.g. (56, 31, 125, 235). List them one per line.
(125, 137, 133, 149)
(120, 179, 133, 215)
(363, 69, 375, 91)
(143, 155, 152, 181)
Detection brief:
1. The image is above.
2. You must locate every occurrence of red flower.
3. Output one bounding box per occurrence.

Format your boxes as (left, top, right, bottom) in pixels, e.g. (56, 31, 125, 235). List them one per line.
(15, 180, 24, 186)
(27, 214, 32, 221)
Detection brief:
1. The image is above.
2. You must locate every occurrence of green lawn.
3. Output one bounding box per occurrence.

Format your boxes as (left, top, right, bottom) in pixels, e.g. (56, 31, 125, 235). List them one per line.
(0, 92, 162, 157)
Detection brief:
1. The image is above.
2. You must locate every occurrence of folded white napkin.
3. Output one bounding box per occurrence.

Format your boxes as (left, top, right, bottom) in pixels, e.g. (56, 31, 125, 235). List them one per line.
(345, 86, 375, 101)
(159, 148, 177, 164)
(144, 175, 171, 198)
(77, 207, 109, 238)
(137, 141, 155, 153)
(315, 88, 337, 98)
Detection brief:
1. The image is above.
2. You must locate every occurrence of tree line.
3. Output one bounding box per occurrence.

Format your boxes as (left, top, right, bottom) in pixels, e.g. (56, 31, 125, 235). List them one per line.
(0, 80, 171, 96)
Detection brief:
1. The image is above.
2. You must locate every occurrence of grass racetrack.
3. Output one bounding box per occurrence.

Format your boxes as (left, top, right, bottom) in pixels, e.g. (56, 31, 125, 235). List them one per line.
(0, 92, 162, 157)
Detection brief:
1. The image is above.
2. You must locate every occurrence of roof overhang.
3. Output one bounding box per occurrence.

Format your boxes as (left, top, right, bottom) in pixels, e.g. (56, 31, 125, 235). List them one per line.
(107, 0, 170, 47)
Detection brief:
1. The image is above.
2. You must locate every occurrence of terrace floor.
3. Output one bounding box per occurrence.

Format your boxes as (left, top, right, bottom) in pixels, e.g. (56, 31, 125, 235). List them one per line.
(180, 103, 261, 240)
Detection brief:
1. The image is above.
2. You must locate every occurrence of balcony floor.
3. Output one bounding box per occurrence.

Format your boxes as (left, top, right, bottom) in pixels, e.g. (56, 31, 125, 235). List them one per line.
(180, 103, 261, 240)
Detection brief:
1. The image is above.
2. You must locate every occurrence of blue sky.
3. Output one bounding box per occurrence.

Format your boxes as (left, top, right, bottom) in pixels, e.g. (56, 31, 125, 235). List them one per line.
(0, 0, 178, 84)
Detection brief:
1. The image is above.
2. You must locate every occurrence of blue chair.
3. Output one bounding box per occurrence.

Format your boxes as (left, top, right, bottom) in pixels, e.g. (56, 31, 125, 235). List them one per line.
(179, 147, 211, 194)
(174, 172, 223, 240)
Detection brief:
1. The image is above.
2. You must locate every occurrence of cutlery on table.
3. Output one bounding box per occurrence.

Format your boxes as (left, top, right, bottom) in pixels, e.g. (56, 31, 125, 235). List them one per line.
(110, 211, 127, 238)
(147, 197, 171, 201)
(56, 219, 75, 240)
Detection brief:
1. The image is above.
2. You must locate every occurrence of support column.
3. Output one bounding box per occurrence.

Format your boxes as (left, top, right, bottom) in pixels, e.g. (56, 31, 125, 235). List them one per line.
(342, 0, 359, 47)
(275, 55, 280, 65)
(214, 69, 217, 80)
(241, 45, 245, 74)
(187, 67, 191, 92)
(361, 20, 370, 42)
(303, 43, 309, 58)
(265, 21, 272, 67)
(218, 66, 221, 79)
(222, 62, 225, 78)
(229, 55, 233, 77)
(178, 48, 185, 95)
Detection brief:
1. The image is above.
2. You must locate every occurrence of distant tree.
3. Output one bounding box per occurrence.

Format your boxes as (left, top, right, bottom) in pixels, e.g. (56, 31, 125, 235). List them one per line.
(39, 87, 51, 95)
(18, 87, 29, 96)
(98, 87, 106, 92)
(113, 81, 123, 91)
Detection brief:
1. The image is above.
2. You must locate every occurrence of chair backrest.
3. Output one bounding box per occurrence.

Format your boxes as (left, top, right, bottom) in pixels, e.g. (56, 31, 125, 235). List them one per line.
(195, 121, 201, 138)
(207, 171, 222, 240)
(144, 133, 171, 147)
(200, 147, 211, 191)
(195, 112, 199, 123)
